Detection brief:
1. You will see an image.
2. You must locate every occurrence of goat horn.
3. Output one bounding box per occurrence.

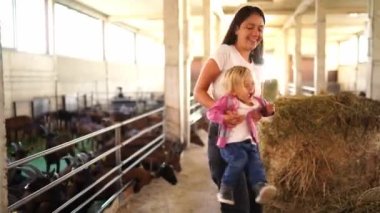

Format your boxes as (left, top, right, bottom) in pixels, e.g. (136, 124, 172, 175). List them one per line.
(15, 167, 35, 179)
(62, 155, 75, 166)
(76, 152, 89, 164)
(21, 164, 44, 177)
(39, 125, 48, 135)
(10, 142, 19, 152)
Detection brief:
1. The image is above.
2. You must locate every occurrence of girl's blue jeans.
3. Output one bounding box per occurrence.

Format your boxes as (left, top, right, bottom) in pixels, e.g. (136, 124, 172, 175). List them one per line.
(220, 139, 266, 188)
(208, 123, 262, 213)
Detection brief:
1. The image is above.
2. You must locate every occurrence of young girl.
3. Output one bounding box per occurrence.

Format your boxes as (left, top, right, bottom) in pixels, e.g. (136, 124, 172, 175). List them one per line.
(206, 65, 277, 205)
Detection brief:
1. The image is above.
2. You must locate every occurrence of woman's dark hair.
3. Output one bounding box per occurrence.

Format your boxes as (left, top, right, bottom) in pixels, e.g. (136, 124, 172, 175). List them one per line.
(222, 6, 265, 64)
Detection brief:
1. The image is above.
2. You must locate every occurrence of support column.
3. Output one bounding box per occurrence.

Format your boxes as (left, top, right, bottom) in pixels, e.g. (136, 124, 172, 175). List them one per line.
(203, 0, 211, 58)
(183, 0, 192, 147)
(283, 29, 290, 95)
(0, 27, 8, 212)
(294, 16, 303, 95)
(368, 0, 380, 100)
(164, 0, 184, 142)
(314, 0, 326, 94)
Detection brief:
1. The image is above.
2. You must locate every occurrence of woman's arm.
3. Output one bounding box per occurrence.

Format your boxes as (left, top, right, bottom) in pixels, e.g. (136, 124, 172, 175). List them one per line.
(206, 96, 228, 124)
(194, 59, 244, 127)
(193, 59, 221, 109)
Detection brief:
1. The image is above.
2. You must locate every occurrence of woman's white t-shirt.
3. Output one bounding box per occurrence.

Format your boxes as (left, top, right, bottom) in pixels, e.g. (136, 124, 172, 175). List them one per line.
(210, 44, 262, 143)
(210, 44, 262, 100)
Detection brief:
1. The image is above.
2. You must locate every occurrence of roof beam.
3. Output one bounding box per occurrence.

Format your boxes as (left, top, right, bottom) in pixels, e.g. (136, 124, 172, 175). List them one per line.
(223, 6, 298, 15)
(283, 0, 315, 29)
(56, 0, 108, 20)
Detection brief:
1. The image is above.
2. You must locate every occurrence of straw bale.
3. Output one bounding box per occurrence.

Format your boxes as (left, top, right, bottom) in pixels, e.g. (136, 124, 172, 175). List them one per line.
(260, 92, 380, 212)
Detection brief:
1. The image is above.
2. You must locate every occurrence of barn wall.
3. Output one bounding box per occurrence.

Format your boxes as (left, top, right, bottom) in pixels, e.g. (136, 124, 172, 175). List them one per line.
(1, 49, 164, 118)
(337, 63, 369, 92)
(2, 50, 55, 118)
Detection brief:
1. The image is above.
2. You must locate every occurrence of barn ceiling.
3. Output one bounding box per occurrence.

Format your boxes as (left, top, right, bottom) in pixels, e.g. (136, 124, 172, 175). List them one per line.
(57, 0, 369, 54)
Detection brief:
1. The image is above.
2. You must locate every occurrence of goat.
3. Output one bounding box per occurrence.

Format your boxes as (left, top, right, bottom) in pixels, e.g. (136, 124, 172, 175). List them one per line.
(122, 167, 153, 192)
(72, 116, 113, 151)
(52, 109, 77, 130)
(8, 164, 65, 213)
(7, 165, 41, 206)
(8, 142, 28, 162)
(141, 161, 177, 185)
(5, 115, 35, 144)
(22, 172, 66, 213)
(144, 140, 185, 172)
(41, 130, 75, 173)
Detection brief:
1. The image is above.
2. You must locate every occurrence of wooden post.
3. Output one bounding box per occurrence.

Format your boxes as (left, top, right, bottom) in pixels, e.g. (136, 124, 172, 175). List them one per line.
(0, 25, 9, 212)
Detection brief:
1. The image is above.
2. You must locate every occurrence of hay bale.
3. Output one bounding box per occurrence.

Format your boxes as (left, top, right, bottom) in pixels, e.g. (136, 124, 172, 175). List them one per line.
(260, 92, 380, 212)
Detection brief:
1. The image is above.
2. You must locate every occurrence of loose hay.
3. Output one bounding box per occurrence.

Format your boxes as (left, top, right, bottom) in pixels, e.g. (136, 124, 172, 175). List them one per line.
(260, 92, 380, 212)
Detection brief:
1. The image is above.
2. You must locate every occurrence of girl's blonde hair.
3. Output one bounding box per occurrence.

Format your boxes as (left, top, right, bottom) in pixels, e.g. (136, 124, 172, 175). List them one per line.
(223, 66, 251, 93)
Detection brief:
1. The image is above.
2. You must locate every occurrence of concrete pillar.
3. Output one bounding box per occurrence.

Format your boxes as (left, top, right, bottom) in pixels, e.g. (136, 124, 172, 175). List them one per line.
(215, 14, 221, 45)
(314, 0, 327, 94)
(164, 0, 185, 142)
(183, 0, 192, 147)
(294, 16, 303, 95)
(368, 0, 380, 100)
(203, 0, 211, 58)
(283, 29, 290, 95)
(0, 28, 8, 212)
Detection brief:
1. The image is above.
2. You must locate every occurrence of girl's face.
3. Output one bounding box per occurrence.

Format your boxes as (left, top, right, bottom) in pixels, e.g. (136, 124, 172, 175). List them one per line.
(232, 75, 255, 104)
(235, 14, 264, 52)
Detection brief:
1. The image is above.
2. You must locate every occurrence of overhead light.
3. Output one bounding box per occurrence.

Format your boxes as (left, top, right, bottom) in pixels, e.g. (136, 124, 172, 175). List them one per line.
(348, 13, 367, 17)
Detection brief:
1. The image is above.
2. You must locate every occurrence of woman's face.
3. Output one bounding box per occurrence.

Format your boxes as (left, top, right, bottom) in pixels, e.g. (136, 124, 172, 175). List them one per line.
(235, 14, 264, 52)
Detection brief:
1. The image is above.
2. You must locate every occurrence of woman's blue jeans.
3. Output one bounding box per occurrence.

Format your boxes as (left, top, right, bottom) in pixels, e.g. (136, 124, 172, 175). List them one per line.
(208, 123, 262, 213)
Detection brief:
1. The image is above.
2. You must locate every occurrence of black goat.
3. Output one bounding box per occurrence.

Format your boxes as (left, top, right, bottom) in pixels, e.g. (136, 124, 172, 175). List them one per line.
(42, 131, 75, 173)
(142, 161, 177, 185)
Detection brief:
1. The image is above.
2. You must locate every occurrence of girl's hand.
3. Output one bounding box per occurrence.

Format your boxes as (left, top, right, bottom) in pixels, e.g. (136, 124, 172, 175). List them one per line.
(223, 110, 244, 128)
(266, 103, 275, 114)
(251, 110, 262, 122)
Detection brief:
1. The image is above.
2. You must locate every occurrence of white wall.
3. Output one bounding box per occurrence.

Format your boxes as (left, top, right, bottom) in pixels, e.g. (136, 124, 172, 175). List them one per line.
(2, 50, 55, 117)
(337, 63, 368, 92)
(2, 49, 165, 118)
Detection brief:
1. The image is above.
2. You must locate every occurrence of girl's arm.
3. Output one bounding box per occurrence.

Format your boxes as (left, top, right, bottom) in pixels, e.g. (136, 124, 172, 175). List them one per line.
(259, 98, 275, 117)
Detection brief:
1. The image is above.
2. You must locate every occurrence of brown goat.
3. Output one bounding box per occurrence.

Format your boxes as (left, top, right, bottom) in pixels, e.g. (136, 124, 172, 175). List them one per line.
(5, 115, 35, 144)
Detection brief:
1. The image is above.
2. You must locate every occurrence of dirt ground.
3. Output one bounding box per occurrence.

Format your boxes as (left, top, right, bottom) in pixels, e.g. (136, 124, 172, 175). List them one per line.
(116, 130, 221, 213)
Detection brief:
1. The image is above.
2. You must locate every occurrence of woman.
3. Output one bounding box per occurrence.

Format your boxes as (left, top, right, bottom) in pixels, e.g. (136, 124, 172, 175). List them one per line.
(193, 6, 266, 213)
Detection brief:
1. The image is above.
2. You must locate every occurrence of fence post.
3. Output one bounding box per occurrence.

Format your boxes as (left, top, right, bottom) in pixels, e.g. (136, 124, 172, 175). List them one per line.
(114, 127, 125, 204)
(12, 101, 17, 117)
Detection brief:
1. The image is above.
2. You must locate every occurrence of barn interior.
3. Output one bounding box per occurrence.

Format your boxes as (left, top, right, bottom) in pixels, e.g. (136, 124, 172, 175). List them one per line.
(1, 0, 380, 212)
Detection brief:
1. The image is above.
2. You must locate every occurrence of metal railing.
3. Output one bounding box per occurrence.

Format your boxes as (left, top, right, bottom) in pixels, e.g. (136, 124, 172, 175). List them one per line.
(189, 96, 203, 125)
(288, 84, 316, 96)
(7, 107, 165, 212)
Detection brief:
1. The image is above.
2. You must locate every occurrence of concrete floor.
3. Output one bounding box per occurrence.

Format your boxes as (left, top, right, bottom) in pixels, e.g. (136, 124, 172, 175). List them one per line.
(116, 130, 221, 213)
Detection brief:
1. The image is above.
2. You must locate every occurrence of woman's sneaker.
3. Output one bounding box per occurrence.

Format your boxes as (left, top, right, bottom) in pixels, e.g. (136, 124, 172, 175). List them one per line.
(217, 185, 234, 205)
(254, 183, 277, 204)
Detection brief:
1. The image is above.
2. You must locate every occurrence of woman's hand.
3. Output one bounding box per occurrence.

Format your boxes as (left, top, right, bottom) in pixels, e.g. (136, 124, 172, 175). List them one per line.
(223, 111, 244, 128)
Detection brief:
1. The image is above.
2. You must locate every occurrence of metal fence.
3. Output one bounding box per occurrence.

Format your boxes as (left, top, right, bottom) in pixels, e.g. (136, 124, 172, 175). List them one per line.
(7, 107, 165, 212)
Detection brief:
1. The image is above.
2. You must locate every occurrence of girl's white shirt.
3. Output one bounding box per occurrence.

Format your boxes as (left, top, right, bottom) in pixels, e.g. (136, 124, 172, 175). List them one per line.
(227, 99, 260, 144)
(210, 44, 262, 100)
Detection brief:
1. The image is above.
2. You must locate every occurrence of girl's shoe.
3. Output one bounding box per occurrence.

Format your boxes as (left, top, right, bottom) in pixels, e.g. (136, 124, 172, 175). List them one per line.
(254, 183, 277, 204)
(217, 184, 235, 205)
